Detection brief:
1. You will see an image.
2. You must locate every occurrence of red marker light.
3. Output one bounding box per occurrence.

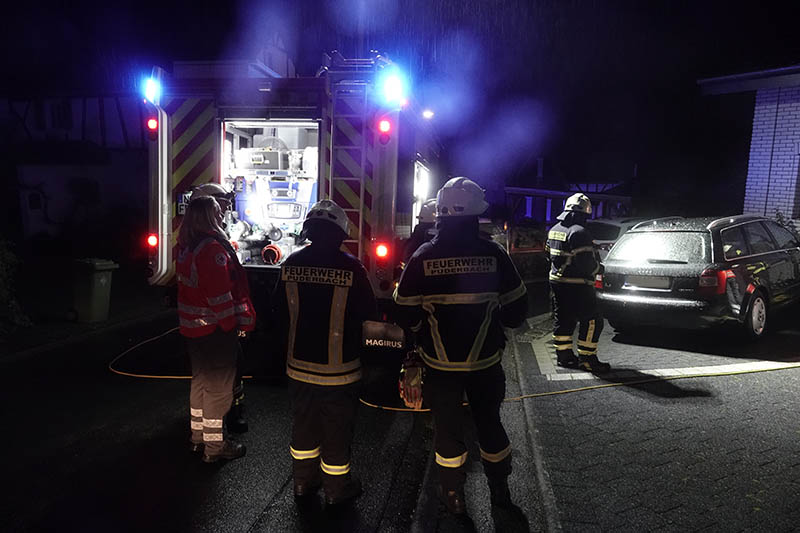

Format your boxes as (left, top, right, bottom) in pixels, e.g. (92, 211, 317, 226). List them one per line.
(147, 118, 158, 130)
(378, 119, 391, 133)
(375, 243, 389, 258)
(147, 234, 158, 247)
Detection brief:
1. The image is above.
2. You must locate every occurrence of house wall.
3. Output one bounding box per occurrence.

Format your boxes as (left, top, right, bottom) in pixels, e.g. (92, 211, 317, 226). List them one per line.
(744, 87, 800, 217)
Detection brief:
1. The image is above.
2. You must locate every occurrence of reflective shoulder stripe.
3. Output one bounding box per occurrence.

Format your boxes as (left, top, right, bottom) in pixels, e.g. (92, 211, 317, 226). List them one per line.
(435, 451, 468, 468)
(329, 286, 349, 366)
(466, 300, 499, 363)
(499, 282, 527, 305)
(548, 230, 567, 242)
(286, 282, 299, 366)
(422, 302, 448, 362)
(208, 292, 233, 306)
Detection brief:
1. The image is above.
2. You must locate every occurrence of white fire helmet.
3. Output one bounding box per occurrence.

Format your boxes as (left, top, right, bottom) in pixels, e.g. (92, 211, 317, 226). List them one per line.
(435, 177, 489, 218)
(303, 199, 349, 237)
(557, 193, 592, 220)
(417, 199, 437, 224)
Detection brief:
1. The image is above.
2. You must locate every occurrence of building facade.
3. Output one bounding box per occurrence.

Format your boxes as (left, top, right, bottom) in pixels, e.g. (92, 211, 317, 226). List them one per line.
(699, 66, 800, 219)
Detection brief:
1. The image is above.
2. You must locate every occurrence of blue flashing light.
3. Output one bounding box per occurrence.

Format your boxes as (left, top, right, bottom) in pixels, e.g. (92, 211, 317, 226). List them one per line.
(144, 77, 161, 103)
(377, 67, 407, 107)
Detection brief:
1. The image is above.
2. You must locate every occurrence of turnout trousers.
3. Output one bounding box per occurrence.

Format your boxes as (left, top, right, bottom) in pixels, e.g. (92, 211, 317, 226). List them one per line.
(424, 363, 512, 492)
(550, 282, 604, 358)
(186, 328, 238, 455)
(232, 340, 245, 407)
(289, 380, 359, 498)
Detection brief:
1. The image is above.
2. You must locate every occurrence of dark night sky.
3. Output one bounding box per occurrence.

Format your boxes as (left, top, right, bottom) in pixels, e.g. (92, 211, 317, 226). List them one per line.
(4, 0, 800, 216)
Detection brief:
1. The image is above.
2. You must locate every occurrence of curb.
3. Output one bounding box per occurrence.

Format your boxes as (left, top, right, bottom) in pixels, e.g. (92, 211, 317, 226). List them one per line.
(2, 308, 176, 364)
(409, 448, 438, 532)
(510, 328, 562, 532)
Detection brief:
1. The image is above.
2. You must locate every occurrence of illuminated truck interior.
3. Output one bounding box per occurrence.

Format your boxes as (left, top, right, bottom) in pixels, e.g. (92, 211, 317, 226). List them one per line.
(220, 120, 319, 267)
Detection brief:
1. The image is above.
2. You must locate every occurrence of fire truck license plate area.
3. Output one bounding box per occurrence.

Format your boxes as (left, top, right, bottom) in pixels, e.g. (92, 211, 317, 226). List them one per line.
(222, 120, 319, 268)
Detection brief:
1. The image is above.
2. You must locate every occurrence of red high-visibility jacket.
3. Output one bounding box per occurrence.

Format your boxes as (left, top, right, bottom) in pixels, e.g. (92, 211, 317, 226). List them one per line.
(177, 235, 256, 338)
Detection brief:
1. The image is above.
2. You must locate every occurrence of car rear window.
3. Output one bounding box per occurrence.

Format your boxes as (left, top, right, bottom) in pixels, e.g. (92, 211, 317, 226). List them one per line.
(586, 222, 621, 241)
(606, 231, 709, 264)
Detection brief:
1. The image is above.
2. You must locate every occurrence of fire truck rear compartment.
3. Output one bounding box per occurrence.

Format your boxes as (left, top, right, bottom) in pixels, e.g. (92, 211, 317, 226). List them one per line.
(222, 120, 319, 267)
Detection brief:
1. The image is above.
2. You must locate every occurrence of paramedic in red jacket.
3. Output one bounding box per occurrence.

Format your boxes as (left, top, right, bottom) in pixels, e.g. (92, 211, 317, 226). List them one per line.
(177, 195, 256, 463)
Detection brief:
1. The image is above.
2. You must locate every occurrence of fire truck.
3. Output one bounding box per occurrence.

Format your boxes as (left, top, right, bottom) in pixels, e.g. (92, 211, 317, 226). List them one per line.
(143, 51, 440, 314)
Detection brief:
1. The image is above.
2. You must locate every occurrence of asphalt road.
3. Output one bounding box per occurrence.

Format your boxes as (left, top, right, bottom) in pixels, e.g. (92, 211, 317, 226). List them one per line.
(3, 305, 800, 532)
(0, 312, 546, 533)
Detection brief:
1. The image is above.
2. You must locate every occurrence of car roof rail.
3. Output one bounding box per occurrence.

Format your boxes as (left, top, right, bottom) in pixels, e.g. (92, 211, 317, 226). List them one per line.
(707, 214, 762, 230)
(630, 216, 684, 230)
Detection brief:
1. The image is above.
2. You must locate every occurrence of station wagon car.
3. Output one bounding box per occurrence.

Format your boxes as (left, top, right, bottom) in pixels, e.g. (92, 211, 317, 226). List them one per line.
(597, 215, 800, 339)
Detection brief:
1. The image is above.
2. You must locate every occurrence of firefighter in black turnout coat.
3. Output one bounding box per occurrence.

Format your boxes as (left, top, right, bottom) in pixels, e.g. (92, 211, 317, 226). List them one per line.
(273, 199, 377, 505)
(547, 193, 611, 373)
(394, 177, 528, 514)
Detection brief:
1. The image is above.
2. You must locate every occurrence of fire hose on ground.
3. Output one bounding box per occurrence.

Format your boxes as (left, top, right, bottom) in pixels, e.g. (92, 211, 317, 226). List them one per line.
(107, 327, 800, 412)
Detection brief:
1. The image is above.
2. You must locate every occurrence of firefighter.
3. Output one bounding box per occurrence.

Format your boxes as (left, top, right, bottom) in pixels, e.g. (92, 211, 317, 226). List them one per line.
(191, 182, 248, 433)
(402, 199, 437, 263)
(394, 177, 528, 514)
(546, 193, 610, 373)
(177, 195, 255, 463)
(273, 199, 377, 505)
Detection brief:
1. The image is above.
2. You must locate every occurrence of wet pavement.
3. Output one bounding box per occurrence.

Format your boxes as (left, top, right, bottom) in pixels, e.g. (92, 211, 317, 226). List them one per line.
(3, 272, 800, 531)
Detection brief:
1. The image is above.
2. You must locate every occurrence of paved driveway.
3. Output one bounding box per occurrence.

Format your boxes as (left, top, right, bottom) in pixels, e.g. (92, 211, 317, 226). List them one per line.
(510, 316, 800, 532)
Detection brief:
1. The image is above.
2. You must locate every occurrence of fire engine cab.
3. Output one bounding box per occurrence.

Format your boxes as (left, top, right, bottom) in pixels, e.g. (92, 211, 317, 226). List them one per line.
(143, 51, 440, 308)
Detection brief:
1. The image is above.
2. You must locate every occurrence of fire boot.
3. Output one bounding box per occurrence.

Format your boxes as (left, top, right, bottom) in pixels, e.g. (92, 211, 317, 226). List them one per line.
(556, 349, 580, 369)
(438, 486, 467, 515)
(226, 402, 248, 434)
(294, 474, 322, 499)
(324, 477, 362, 506)
(577, 354, 611, 374)
(202, 440, 246, 463)
(488, 477, 512, 508)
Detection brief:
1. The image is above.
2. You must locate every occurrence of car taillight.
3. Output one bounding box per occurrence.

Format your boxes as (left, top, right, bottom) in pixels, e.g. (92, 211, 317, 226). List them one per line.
(699, 268, 733, 295)
(594, 273, 604, 289)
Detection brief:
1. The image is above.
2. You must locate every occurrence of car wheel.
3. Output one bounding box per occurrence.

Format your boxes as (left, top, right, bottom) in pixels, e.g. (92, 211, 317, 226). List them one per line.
(743, 291, 768, 339)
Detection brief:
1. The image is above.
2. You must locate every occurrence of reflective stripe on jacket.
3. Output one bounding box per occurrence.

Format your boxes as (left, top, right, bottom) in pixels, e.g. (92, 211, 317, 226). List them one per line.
(546, 220, 600, 285)
(177, 235, 256, 338)
(394, 233, 528, 372)
(274, 244, 377, 386)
